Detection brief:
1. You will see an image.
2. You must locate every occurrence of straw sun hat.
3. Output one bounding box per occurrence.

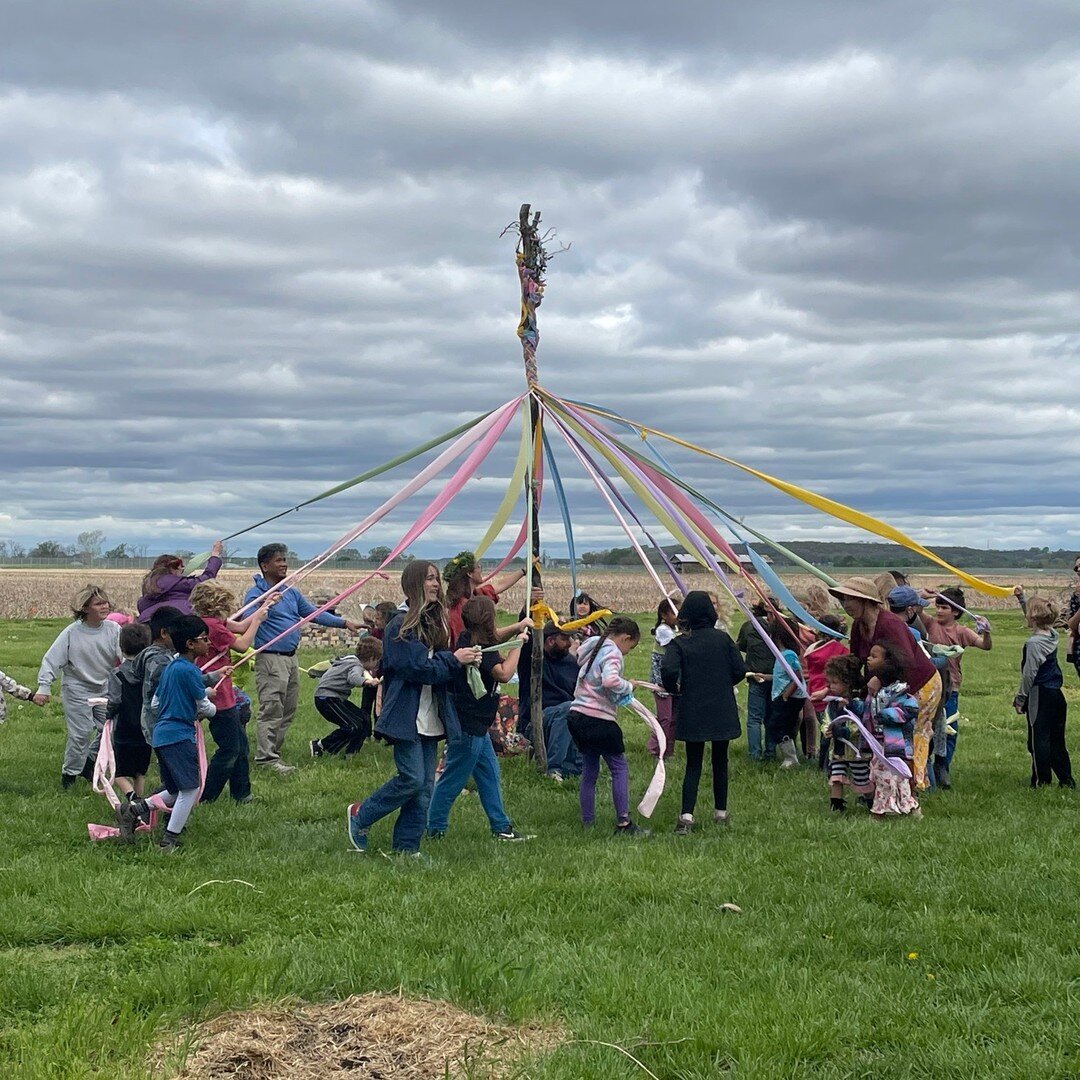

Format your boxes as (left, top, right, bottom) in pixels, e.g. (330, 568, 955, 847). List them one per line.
(827, 577, 883, 605)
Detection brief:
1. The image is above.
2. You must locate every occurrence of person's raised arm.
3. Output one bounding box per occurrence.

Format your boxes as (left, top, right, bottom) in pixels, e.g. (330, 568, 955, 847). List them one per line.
(492, 639, 524, 682)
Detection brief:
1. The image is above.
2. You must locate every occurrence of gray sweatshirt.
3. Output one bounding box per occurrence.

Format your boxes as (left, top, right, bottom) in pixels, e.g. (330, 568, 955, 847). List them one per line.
(315, 655, 374, 700)
(37, 620, 122, 696)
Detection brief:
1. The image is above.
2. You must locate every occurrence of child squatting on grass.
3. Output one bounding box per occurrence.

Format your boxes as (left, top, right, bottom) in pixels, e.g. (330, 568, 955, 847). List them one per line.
(1013, 595, 1074, 789)
(311, 635, 383, 758)
(35, 585, 123, 788)
(567, 615, 650, 837)
(118, 616, 218, 852)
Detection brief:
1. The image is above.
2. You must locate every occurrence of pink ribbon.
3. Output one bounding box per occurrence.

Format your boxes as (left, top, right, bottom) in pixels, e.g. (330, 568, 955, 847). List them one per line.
(628, 698, 666, 817)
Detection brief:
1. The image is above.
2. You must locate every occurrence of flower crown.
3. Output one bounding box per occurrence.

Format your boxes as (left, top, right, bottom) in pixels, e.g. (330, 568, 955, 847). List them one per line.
(443, 550, 477, 582)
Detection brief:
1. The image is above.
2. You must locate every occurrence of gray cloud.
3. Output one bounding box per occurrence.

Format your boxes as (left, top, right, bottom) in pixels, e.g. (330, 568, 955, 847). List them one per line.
(1, 1, 1078, 562)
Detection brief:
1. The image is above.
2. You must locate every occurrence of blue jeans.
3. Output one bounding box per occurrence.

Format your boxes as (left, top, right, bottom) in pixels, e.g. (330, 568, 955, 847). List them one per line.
(201, 705, 251, 803)
(943, 690, 960, 767)
(427, 733, 512, 835)
(746, 681, 773, 760)
(356, 736, 439, 852)
(543, 701, 582, 776)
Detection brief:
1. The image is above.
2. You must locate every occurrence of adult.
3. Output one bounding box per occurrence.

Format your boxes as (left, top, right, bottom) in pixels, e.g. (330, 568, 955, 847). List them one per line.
(443, 551, 528, 644)
(735, 597, 797, 761)
(886, 584, 933, 641)
(347, 560, 480, 855)
(136, 540, 225, 622)
(244, 543, 361, 773)
(661, 591, 746, 834)
(829, 576, 942, 789)
(518, 617, 583, 780)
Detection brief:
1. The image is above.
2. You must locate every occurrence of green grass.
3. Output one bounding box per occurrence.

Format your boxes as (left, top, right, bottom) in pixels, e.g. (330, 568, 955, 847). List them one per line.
(0, 613, 1078, 1078)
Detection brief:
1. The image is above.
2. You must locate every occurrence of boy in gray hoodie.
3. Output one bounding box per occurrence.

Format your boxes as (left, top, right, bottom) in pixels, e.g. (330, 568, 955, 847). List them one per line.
(310, 636, 382, 758)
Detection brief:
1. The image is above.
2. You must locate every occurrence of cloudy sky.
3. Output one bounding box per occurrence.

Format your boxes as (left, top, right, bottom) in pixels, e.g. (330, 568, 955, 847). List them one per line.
(2, 1, 1078, 561)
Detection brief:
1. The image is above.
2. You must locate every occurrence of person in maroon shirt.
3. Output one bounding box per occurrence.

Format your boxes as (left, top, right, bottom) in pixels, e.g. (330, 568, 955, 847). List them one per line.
(828, 576, 942, 791)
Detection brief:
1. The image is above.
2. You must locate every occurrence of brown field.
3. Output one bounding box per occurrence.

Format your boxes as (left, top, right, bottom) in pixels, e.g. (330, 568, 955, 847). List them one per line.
(1, 567, 1072, 621)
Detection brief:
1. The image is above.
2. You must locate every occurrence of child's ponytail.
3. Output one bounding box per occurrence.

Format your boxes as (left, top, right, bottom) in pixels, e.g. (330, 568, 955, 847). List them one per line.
(583, 616, 641, 680)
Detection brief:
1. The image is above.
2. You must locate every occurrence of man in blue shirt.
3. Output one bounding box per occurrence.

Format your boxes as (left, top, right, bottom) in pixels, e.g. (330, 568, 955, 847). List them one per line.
(245, 543, 361, 773)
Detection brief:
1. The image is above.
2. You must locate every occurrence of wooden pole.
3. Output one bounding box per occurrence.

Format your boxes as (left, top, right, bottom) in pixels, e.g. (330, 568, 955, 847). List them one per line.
(515, 204, 548, 770)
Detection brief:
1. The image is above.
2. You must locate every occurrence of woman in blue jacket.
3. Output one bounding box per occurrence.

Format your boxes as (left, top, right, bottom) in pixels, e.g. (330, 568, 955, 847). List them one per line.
(347, 561, 481, 855)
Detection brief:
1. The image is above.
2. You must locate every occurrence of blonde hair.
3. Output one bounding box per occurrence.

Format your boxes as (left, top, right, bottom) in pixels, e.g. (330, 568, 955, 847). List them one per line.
(873, 573, 898, 604)
(799, 581, 832, 619)
(189, 581, 237, 620)
(1026, 595, 1058, 630)
(71, 584, 111, 620)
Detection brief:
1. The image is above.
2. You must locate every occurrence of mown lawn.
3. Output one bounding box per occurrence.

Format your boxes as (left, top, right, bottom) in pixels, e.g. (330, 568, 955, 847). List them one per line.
(0, 612, 1077, 1079)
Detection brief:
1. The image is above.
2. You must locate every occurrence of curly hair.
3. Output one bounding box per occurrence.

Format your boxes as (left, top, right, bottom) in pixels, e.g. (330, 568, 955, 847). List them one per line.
(189, 581, 237, 620)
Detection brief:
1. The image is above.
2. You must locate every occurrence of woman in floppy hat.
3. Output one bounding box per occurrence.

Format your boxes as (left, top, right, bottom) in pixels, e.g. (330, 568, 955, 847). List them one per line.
(828, 577, 942, 792)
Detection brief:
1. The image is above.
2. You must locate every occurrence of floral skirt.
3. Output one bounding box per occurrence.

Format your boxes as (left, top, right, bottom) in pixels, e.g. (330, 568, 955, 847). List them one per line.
(912, 672, 942, 791)
(870, 758, 920, 816)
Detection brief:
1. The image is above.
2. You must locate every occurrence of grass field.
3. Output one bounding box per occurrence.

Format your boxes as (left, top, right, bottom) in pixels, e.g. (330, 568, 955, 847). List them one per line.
(0, 612, 1078, 1078)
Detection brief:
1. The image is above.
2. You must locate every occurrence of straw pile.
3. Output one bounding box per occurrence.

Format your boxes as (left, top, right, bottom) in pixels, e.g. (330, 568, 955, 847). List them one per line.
(161, 992, 561, 1079)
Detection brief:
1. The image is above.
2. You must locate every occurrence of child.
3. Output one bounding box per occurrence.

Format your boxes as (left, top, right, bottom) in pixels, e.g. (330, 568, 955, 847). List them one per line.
(821, 653, 872, 812)
(804, 615, 849, 768)
(769, 646, 807, 768)
(118, 616, 217, 851)
(926, 586, 992, 784)
(647, 598, 680, 761)
(105, 622, 153, 799)
(347, 562, 481, 856)
(312, 636, 383, 758)
(35, 585, 122, 788)
(189, 582, 275, 803)
(1013, 596, 1074, 789)
(567, 616, 649, 836)
(660, 591, 746, 834)
(570, 591, 608, 638)
(427, 595, 532, 841)
(373, 602, 398, 641)
(134, 605, 184, 744)
(2, 666, 42, 726)
(864, 643, 921, 818)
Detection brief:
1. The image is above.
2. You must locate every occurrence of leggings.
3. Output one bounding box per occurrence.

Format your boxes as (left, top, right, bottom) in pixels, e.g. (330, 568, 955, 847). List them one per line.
(580, 751, 630, 824)
(681, 740, 730, 815)
(156, 787, 199, 836)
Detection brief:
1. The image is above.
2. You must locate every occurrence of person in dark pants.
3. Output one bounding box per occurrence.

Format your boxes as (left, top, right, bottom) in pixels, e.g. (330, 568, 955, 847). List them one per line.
(1013, 595, 1074, 789)
(736, 598, 789, 761)
(311, 637, 382, 757)
(661, 591, 747, 834)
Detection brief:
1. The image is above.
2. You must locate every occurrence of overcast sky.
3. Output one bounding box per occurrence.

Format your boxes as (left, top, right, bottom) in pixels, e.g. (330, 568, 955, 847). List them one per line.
(2, 1, 1078, 561)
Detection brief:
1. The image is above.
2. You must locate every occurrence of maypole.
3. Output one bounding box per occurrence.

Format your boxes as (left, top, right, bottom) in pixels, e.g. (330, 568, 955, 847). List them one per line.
(514, 203, 548, 770)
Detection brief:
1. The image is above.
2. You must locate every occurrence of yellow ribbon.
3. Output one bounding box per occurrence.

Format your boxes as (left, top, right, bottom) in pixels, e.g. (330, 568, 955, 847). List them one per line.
(475, 401, 530, 558)
(531, 600, 612, 633)
(567, 401, 1013, 598)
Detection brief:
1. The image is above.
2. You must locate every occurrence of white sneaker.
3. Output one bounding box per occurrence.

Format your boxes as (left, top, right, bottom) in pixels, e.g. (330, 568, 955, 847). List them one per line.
(269, 760, 297, 775)
(713, 809, 730, 825)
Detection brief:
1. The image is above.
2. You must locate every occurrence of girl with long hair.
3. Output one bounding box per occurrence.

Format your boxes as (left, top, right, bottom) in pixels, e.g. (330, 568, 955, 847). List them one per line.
(347, 562, 481, 856)
(426, 595, 532, 841)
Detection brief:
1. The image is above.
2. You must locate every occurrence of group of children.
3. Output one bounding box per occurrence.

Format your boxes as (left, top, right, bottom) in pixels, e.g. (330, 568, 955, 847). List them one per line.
(1, 565, 1074, 852)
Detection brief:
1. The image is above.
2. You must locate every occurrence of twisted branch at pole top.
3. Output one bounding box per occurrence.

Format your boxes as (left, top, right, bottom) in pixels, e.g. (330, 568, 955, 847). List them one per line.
(511, 204, 547, 387)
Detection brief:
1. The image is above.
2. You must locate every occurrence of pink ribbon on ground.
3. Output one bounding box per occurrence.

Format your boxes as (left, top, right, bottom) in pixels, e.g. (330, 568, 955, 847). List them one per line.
(628, 698, 666, 817)
(88, 721, 208, 841)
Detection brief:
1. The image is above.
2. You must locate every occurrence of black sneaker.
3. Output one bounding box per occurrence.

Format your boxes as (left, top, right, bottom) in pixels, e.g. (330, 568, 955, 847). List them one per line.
(494, 829, 534, 842)
(115, 798, 144, 841)
(61, 772, 78, 790)
(614, 821, 651, 838)
(310, 739, 323, 758)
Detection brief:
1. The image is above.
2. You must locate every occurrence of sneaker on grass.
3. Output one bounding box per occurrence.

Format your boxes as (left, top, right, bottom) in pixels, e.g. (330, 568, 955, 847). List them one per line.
(310, 739, 323, 758)
(713, 809, 731, 825)
(347, 802, 368, 852)
(674, 814, 694, 836)
(494, 829, 534, 842)
(158, 831, 183, 854)
(115, 798, 145, 842)
(614, 821, 651, 838)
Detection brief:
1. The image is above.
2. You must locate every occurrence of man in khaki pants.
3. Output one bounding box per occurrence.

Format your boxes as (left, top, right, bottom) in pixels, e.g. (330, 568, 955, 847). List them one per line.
(244, 544, 361, 773)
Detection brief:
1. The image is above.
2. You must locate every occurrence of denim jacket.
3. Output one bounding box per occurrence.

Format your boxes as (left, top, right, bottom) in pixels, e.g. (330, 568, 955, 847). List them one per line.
(375, 614, 463, 744)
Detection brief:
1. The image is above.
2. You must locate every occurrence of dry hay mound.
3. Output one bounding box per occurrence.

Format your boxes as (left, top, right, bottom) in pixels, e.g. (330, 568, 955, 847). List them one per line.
(161, 992, 560, 1079)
